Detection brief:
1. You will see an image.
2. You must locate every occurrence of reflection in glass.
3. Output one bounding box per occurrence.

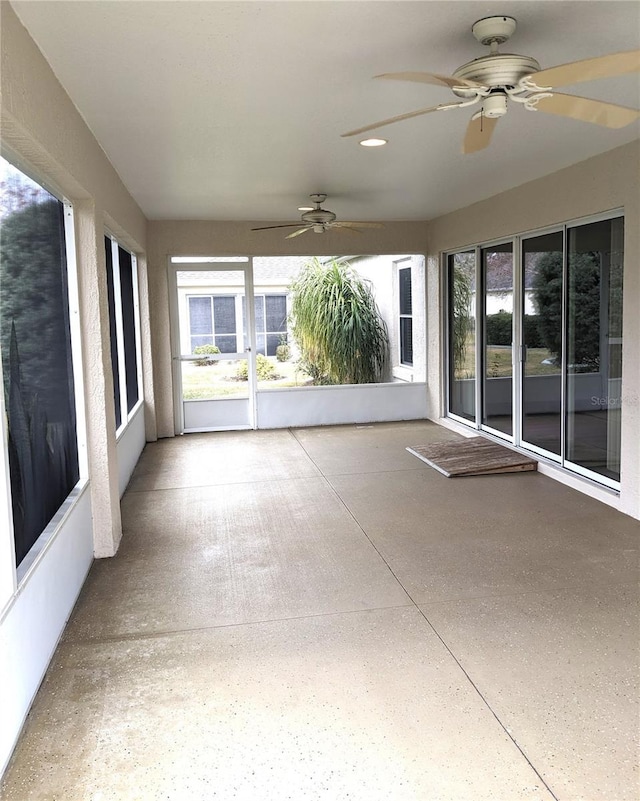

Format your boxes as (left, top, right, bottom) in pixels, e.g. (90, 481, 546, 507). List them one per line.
(521, 232, 564, 456)
(566, 218, 623, 481)
(482, 243, 513, 435)
(448, 251, 476, 421)
(0, 156, 80, 565)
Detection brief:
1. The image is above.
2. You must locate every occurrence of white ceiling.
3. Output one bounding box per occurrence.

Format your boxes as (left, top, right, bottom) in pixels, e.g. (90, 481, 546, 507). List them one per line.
(11, 1, 640, 222)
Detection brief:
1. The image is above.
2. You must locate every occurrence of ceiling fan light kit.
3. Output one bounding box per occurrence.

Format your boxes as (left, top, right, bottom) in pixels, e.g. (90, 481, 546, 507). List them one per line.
(342, 15, 640, 152)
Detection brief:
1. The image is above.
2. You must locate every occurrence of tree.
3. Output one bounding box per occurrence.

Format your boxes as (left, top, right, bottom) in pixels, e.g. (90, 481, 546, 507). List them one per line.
(1, 198, 75, 417)
(289, 258, 389, 385)
(451, 255, 473, 377)
(1, 196, 80, 564)
(532, 251, 602, 369)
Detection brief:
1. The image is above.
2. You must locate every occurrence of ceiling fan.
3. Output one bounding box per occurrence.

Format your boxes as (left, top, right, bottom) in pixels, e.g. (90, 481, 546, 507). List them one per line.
(251, 194, 384, 238)
(342, 16, 640, 153)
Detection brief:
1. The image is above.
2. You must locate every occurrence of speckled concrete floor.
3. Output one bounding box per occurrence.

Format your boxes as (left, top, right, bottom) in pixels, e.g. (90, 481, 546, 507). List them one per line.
(2, 422, 639, 801)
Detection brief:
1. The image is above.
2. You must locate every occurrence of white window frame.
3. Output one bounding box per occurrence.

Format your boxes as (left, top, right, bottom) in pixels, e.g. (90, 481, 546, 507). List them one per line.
(0, 153, 89, 589)
(106, 234, 143, 437)
(398, 263, 413, 367)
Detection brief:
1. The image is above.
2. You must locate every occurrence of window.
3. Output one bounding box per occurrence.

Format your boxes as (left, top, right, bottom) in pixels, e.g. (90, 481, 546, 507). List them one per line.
(243, 294, 288, 356)
(104, 236, 142, 433)
(0, 156, 81, 566)
(187, 295, 238, 353)
(104, 237, 121, 428)
(398, 266, 413, 366)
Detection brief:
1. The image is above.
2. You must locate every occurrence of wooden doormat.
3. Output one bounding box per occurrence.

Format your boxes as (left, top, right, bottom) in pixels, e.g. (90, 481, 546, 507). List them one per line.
(407, 437, 537, 477)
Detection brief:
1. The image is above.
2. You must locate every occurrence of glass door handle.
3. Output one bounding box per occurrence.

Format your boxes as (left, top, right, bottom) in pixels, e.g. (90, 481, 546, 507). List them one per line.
(520, 345, 528, 362)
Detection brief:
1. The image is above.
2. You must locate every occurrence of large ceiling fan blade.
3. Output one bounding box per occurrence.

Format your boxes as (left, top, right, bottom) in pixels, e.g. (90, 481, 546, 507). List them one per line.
(463, 113, 498, 154)
(333, 221, 385, 229)
(528, 49, 640, 90)
(341, 101, 471, 137)
(285, 226, 312, 239)
(329, 224, 362, 235)
(251, 224, 303, 231)
(534, 93, 640, 128)
(376, 71, 485, 90)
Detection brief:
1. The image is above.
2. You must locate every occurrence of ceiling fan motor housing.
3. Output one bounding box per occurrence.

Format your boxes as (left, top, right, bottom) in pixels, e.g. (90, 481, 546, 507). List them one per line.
(301, 208, 337, 225)
(452, 54, 541, 94)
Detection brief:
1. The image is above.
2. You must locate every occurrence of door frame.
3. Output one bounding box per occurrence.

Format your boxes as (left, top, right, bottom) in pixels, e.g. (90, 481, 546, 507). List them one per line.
(168, 258, 257, 434)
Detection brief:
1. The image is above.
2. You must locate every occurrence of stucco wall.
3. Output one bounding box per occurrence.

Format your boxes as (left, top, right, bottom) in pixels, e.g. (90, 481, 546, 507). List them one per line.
(426, 141, 640, 519)
(1, 4, 146, 248)
(1, 2, 151, 774)
(1, 2, 152, 541)
(147, 221, 429, 438)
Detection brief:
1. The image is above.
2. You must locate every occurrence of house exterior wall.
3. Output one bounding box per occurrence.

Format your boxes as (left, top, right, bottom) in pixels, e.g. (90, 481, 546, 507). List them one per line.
(426, 141, 640, 520)
(354, 254, 427, 384)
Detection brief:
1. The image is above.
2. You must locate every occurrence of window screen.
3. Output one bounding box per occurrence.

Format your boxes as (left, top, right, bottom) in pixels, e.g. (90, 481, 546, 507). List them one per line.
(118, 246, 139, 413)
(104, 237, 121, 428)
(0, 157, 80, 566)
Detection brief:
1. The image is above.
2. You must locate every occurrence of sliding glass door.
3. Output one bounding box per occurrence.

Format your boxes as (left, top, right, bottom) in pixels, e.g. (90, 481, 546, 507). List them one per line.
(448, 251, 476, 422)
(521, 231, 564, 458)
(482, 242, 513, 436)
(446, 212, 624, 488)
(565, 217, 623, 482)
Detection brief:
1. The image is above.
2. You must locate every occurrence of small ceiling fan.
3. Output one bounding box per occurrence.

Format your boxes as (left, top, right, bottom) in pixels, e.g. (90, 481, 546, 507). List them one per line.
(342, 16, 640, 153)
(251, 194, 384, 238)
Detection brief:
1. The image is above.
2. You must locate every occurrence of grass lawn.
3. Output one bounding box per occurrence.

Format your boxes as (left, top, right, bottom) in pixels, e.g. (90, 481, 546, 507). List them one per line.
(181, 358, 312, 400)
(456, 344, 559, 379)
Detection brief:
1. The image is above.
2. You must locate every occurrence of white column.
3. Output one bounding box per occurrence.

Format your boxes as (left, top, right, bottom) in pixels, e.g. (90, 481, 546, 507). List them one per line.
(74, 201, 122, 557)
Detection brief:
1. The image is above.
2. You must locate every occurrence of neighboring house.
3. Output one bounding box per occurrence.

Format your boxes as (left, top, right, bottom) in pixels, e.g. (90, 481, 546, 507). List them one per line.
(176, 258, 303, 357)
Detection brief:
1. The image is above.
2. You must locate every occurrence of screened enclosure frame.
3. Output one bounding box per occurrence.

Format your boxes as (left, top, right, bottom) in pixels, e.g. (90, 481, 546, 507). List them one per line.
(0, 153, 89, 583)
(104, 232, 144, 438)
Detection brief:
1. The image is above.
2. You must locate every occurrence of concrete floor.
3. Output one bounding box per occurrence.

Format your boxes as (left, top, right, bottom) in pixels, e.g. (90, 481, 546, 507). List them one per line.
(2, 421, 639, 801)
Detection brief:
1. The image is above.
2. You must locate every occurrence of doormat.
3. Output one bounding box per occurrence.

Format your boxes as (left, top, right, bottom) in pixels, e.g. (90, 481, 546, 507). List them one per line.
(407, 437, 537, 477)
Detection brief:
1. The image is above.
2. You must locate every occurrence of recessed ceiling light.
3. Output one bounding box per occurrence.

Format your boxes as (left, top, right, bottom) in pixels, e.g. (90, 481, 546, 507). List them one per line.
(298, 206, 314, 211)
(359, 138, 388, 147)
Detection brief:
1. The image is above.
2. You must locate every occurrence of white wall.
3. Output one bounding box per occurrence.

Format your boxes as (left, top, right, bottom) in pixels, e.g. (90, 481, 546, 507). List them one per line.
(256, 383, 429, 429)
(0, 488, 93, 776)
(117, 405, 147, 498)
(354, 254, 427, 384)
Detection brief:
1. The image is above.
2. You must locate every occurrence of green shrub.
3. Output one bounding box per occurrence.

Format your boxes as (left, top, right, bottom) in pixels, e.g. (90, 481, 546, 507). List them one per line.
(236, 354, 280, 381)
(484, 312, 544, 348)
(289, 258, 389, 384)
(523, 315, 543, 348)
(275, 341, 291, 362)
(486, 312, 512, 346)
(193, 344, 220, 366)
